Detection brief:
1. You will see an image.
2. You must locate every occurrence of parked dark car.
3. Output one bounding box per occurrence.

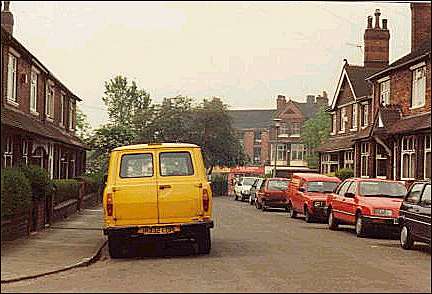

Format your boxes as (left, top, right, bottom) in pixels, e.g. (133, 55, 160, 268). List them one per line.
(248, 178, 264, 205)
(399, 181, 431, 250)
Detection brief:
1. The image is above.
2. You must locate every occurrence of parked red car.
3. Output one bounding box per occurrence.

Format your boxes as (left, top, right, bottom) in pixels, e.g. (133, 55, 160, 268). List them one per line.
(287, 173, 341, 222)
(327, 178, 407, 237)
(255, 178, 290, 211)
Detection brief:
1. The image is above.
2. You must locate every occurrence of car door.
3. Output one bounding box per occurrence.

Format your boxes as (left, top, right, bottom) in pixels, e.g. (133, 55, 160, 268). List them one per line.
(342, 181, 357, 224)
(113, 150, 159, 226)
(402, 183, 425, 239)
(157, 149, 202, 224)
(417, 184, 431, 243)
(332, 181, 352, 223)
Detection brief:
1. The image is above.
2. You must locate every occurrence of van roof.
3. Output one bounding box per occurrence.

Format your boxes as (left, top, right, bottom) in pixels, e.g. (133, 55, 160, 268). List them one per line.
(292, 173, 340, 181)
(112, 143, 200, 151)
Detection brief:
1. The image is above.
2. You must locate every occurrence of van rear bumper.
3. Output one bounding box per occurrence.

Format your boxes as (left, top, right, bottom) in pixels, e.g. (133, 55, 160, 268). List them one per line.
(103, 220, 214, 236)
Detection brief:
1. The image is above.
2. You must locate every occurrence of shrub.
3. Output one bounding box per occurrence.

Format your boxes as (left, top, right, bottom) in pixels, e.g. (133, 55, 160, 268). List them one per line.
(335, 168, 354, 181)
(52, 179, 80, 206)
(80, 170, 105, 194)
(1, 168, 32, 218)
(20, 165, 54, 201)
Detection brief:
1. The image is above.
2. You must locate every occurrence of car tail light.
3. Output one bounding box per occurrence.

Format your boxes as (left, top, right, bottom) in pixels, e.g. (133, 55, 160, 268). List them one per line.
(265, 192, 270, 197)
(106, 192, 113, 216)
(203, 189, 209, 212)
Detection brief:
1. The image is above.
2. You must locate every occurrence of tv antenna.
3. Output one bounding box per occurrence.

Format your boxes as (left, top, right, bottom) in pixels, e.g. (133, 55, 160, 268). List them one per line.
(346, 42, 363, 55)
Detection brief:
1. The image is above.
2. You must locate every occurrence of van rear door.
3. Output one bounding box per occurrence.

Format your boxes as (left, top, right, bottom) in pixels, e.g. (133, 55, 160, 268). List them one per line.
(113, 151, 159, 226)
(157, 149, 202, 224)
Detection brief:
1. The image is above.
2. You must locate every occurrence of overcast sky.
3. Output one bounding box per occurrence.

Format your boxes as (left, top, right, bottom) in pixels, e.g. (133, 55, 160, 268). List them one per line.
(9, 1, 412, 128)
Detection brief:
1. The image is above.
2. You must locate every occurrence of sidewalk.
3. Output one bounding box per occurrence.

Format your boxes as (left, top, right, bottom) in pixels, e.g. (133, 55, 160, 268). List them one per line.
(1, 205, 107, 283)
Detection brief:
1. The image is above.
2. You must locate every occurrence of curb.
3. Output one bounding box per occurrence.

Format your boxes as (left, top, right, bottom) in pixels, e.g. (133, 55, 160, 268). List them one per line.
(1, 240, 107, 284)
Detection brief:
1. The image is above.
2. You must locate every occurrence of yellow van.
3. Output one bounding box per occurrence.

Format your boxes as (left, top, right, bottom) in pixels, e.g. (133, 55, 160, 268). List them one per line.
(103, 143, 213, 258)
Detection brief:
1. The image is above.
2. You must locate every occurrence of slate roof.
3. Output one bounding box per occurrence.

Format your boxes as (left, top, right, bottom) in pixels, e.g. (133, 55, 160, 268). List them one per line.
(345, 65, 378, 98)
(315, 135, 356, 152)
(388, 113, 431, 135)
(1, 108, 89, 149)
(228, 109, 276, 129)
(293, 101, 321, 119)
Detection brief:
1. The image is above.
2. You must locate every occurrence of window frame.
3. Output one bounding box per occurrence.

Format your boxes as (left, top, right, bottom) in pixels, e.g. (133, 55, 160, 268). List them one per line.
(159, 151, 195, 177)
(4, 136, 14, 168)
(410, 64, 426, 109)
(331, 112, 336, 135)
(424, 134, 431, 180)
(376, 144, 388, 179)
(7, 52, 18, 105)
(360, 142, 369, 178)
(290, 143, 305, 161)
(401, 136, 416, 180)
(379, 78, 391, 106)
(45, 81, 55, 120)
(30, 68, 39, 114)
(119, 153, 154, 179)
(351, 103, 358, 130)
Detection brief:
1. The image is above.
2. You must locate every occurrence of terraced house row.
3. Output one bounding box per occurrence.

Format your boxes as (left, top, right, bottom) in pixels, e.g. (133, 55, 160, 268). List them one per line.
(0, 1, 88, 179)
(317, 4, 431, 184)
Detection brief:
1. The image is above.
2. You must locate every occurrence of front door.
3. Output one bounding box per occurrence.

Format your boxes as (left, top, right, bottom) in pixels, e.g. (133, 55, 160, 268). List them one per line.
(157, 150, 202, 224)
(113, 151, 159, 226)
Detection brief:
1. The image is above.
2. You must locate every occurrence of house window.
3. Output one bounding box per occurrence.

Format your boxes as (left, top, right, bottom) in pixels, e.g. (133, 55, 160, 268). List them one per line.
(69, 100, 75, 130)
(30, 70, 38, 113)
(339, 107, 347, 133)
(401, 136, 416, 180)
(379, 79, 390, 106)
(425, 134, 431, 180)
(411, 66, 426, 108)
(376, 144, 388, 179)
(279, 123, 289, 135)
(277, 144, 287, 161)
(361, 142, 369, 178)
(331, 113, 336, 135)
(46, 83, 55, 119)
(291, 144, 305, 161)
(254, 130, 261, 142)
(361, 103, 369, 128)
(60, 94, 65, 126)
(22, 140, 28, 166)
(7, 53, 18, 104)
(291, 123, 301, 136)
(4, 136, 13, 168)
(352, 104, 357, 130)
(344, 150, 354, 170)
(48, 143, 54, 179)
(253, 147, 261, 163)
(321, 153, 338, 174)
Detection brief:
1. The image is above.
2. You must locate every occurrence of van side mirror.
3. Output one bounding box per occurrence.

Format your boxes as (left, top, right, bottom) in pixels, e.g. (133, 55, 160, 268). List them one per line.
(344, 192, 355, 198)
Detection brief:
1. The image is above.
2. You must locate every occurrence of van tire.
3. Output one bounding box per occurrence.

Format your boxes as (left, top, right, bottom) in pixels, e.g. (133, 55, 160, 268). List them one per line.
(108, 235, 125, 259)
(197, 228, 211, 255)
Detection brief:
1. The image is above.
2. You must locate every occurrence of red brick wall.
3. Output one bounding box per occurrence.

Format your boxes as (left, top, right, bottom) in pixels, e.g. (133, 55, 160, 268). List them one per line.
(411, 3, 431, 52)
(261, 130, 269, 163)
(243, 130, 254, 162)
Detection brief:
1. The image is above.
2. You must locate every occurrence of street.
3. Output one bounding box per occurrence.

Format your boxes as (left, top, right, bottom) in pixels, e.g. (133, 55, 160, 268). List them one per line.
(1, 197, 431, 293)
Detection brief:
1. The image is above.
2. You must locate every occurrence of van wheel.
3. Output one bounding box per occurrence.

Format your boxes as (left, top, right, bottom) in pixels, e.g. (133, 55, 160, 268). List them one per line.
(108, 235, 125, 259)
(328, 209, 339, 230)
(400, 225, 414, 250)
(197, 228, 211, 255)
(287, 202, 297, 218)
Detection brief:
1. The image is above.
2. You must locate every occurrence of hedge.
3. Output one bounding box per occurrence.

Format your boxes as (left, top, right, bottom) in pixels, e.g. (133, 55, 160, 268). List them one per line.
(52, 179, 80, 206)
(335, 168, 354, 181)
(1, 168, 32, 218)
(20, 164, 54, 201)
(78, 171, 105, 195)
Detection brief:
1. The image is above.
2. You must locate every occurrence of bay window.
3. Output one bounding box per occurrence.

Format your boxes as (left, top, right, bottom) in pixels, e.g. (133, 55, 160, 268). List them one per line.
(401, 136, 416, 180)
(290, 144, 305, 161)
(344, 150, 354, 170)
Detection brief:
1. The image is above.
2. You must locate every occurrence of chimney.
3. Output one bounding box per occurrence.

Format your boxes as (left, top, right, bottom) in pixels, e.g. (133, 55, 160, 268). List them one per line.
(316, 91, 329, 106)
(411, 3, 431, 52)
(306, 95, 315, 104)
(276, 95, 286, 111)
(1, 1, 14, 35)
(363, 9, 390, 70)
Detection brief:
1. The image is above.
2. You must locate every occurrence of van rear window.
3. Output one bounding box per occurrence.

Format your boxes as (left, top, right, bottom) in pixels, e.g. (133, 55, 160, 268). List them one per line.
(120, 153, 153, 178)
(160, 152, 194, 176)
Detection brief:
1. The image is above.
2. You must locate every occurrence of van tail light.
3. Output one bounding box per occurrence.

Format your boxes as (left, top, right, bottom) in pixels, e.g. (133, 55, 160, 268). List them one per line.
(203, 189, 209, 212)
(106, 192, 113, 216)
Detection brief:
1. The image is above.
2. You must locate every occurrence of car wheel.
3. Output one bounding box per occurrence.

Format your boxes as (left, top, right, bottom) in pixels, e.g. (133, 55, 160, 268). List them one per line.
(196, 228, 211, 255)
(108, 235, 125, 259)
(355, 214, 369, 238)
(400, 225, 414, 250)
(304, 207, 313, 223)
(287, 202, 297, 218)
(328, 209, 339, 230)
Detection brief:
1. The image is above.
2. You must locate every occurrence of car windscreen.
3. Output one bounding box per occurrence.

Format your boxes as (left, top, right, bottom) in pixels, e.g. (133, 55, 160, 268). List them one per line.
(306, 181, 339, 193)
(242, 178, 256, 186)
(268, 180, 289, 191)
(359, 181, 407, 198)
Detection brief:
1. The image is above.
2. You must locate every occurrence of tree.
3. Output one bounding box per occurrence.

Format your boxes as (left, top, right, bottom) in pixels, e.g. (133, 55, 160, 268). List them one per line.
(102, 75, 152, 129)
(75, 106, 92, 141)
(301, 106, 331, 168)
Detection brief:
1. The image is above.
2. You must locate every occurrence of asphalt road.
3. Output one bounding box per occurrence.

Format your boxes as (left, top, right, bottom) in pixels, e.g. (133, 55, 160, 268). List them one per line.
(2, 197, 431, 293)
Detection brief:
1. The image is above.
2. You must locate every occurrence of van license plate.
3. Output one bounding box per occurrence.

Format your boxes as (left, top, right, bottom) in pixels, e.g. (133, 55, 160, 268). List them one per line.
(137, 226, 178, 235)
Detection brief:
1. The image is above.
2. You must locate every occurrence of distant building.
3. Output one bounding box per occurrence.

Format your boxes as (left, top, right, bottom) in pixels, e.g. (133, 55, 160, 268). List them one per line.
(1, 1, 88, 179)
(229, 91, 328, 177)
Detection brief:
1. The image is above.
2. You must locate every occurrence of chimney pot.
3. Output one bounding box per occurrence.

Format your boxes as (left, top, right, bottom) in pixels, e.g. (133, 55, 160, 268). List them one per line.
(367, 16, 373, 28)
(374, 9, 381, 29)
(382, 19, 388, 30)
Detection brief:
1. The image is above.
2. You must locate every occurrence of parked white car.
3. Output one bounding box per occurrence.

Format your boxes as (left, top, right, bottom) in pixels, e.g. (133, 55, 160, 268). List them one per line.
(234, 177, 258, 201)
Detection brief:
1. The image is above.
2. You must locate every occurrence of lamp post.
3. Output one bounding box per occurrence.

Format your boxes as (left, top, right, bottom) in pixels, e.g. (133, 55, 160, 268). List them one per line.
(273, 118, 281, 177)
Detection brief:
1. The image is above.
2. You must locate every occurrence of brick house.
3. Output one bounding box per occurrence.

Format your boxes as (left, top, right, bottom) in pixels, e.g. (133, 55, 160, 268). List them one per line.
(353, 3, 431, 182)
(229, 92, 328, 177)
(1, 2, 88, 230)
(317, 9, 392, 176)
